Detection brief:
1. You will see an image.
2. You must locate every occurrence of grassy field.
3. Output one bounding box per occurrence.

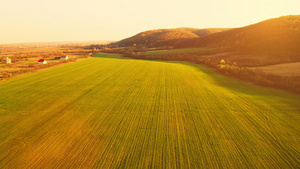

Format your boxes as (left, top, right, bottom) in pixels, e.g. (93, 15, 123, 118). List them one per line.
(0, 53, 299, 168)
(143, 48, 206, 55)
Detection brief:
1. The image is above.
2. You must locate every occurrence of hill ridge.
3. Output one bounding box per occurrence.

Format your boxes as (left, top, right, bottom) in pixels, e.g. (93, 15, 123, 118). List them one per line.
(115, 27, 230, 47)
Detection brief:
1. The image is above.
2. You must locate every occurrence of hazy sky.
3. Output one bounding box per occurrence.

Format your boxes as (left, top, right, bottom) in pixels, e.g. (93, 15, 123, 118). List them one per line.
(0, 0, 299, 44)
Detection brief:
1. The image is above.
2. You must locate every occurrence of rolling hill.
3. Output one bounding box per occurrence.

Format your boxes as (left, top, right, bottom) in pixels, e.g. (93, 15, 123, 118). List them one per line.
(114, 28, 229, 47)
(115, 15, 300, 56)
(173, 15, 300, 54)
(114, 15, 300, 66)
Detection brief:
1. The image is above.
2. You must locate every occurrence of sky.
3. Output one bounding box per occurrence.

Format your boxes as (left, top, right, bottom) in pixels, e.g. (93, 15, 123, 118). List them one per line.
(0, 0, 299, 44)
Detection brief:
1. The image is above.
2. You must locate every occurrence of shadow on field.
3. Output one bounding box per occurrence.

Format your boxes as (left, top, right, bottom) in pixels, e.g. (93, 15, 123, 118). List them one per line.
(93, 53, 126, 59)
(181, 62, 298, 98)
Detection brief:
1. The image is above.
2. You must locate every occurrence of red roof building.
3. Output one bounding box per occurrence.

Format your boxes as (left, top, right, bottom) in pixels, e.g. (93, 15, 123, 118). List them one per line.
(38, 59, 47, 64)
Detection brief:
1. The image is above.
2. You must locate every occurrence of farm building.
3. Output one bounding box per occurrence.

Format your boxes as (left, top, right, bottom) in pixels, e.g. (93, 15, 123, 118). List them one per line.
(38, 59, 47, 64)
(54, 57, 61, 60)
(2, 57, 11, 64)
(60, 55, 69, 60)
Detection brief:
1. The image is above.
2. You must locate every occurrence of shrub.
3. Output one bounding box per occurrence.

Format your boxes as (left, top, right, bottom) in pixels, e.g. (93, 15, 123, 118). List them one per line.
(2, 73, 12, 78)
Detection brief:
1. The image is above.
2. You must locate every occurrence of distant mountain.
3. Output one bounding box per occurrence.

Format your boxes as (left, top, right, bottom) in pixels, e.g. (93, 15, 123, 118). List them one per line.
(173, 15, 300, 55)
(114, 28, 229, 47)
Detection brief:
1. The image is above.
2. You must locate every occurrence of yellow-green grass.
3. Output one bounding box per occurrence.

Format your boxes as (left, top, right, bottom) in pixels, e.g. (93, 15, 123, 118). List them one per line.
(143, 48, 206, 55)
(0, 53, 299, 168)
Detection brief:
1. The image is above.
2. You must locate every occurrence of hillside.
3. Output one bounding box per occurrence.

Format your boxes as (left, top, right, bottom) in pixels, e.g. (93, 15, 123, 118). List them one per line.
(173, 15, 300, 55)
(113, 15, 300, 65)
(192, 28, 232, 37)
(114, 28, 229, 47)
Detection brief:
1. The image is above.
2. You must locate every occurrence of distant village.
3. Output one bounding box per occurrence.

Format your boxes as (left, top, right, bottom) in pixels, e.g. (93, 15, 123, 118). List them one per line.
(2, 55, 69, 65)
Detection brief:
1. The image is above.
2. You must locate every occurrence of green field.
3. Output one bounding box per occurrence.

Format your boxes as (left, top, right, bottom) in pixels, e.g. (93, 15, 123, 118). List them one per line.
(0, 53, 299, 168)
(143, 48, 206, 55)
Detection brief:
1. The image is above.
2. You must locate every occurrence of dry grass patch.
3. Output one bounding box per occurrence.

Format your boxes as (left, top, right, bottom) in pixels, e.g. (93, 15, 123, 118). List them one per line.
(250, 62, 300, 77)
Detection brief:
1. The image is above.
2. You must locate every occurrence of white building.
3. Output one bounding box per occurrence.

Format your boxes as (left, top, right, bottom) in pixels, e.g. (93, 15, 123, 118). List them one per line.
(60, 55, 69, 60)
(2, 57, 11, 64)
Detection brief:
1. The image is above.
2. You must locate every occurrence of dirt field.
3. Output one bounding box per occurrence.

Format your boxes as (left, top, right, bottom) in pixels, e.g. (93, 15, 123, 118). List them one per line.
(250, 62, 300, 77)
(0, 45, 94, 79)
